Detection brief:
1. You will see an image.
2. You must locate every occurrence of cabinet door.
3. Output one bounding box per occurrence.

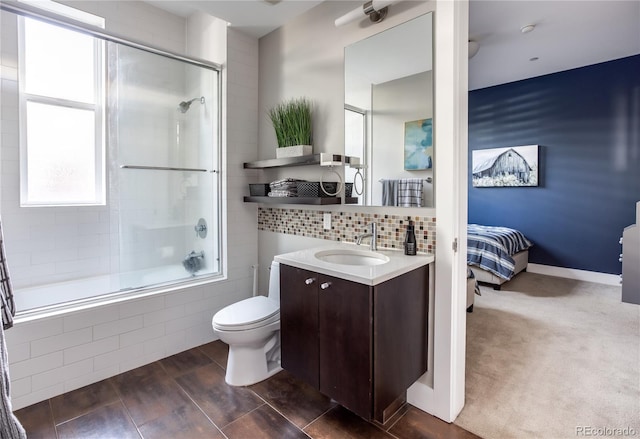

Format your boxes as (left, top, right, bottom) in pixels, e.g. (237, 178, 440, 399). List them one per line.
(318, 274, 372, 419)
(279, 264, 319, 388)
(373, 265, 429, 422)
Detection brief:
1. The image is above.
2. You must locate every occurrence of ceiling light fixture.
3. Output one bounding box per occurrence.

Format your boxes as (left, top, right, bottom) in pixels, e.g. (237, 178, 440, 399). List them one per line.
(334, 0, 398, 27)
(520, 24, 535, 34)
(469, 40, 480, 59)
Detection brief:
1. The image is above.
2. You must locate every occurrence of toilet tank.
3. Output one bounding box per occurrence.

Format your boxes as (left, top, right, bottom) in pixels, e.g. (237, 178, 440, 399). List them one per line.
(268, 261, 280, 302)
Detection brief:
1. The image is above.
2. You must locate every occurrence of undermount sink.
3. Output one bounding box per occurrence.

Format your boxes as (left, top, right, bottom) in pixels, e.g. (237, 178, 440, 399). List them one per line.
(314, 248, 390, 266)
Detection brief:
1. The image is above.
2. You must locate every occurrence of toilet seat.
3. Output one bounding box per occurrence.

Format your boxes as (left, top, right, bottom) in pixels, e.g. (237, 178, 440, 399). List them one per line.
(213, 296, 279, 331)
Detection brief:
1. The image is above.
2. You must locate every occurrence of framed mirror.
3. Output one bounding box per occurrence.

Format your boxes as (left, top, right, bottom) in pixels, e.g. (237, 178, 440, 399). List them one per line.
(344, 12, 434, 207)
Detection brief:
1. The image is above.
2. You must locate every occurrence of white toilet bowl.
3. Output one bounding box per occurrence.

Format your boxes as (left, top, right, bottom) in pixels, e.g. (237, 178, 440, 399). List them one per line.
(212, 261, 282, 386)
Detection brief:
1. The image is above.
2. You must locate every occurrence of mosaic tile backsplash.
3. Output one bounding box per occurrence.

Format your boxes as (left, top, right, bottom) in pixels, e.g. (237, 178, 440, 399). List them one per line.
(258, 208, 436, 253)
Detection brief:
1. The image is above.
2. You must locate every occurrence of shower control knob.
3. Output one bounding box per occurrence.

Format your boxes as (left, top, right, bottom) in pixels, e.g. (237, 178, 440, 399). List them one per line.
(305, 278, 315, 285)
(194, 218, 207, 238)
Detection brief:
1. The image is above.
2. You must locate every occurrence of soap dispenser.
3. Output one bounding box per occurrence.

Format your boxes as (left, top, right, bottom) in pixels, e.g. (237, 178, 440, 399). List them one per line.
(404, 221, 417, 256)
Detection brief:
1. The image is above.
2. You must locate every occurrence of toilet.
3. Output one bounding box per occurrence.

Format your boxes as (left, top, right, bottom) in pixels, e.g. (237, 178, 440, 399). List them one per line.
(212, 261, 282, 386)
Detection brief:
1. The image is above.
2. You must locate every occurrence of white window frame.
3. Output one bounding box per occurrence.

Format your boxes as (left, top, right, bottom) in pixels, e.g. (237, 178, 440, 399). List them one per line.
(17, 3, 106, 207)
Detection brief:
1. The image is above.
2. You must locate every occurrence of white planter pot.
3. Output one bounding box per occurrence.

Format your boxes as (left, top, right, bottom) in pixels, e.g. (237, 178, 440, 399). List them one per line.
(276, 145, 312, 158)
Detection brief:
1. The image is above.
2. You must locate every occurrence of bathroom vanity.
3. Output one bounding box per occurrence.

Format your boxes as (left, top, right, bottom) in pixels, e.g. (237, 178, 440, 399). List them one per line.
(274, 245, 433, 423)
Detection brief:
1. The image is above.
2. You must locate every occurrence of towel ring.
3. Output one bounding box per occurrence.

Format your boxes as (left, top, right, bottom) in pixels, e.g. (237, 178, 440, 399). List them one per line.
(353, 168, 364, 196)
(320, 167, 343, 196)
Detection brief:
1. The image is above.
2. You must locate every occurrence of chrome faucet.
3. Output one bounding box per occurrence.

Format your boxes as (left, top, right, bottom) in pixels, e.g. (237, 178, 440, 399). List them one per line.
(356, 222, 377, 251)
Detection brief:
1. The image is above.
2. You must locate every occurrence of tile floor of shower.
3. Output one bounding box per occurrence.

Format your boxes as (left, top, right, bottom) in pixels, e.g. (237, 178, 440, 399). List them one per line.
(16, 340, 480, 439)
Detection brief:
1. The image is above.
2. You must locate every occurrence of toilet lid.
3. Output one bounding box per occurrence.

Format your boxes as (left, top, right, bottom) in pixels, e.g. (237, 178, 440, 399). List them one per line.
(212, 296, 279, 330)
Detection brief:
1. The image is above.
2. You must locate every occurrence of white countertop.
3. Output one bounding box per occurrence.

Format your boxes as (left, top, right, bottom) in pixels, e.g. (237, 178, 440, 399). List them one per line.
(274, 242, 434, 286)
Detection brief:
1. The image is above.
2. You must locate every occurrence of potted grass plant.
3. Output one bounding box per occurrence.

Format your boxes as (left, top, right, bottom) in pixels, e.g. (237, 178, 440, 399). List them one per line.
(268, 97, 313, 158)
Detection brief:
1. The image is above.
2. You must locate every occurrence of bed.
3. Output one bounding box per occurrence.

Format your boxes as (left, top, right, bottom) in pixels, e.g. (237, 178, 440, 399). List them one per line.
(467, 224, 533, 290)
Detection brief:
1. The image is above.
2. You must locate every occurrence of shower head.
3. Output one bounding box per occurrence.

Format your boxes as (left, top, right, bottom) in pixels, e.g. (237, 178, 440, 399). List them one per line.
(178, 96, 205, 113)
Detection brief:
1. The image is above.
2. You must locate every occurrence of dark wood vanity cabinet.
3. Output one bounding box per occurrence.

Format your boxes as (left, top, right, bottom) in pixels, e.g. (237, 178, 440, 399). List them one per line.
(279, 263, 429, 423)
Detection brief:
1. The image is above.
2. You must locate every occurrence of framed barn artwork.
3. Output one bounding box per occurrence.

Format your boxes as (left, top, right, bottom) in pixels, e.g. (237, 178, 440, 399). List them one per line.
(472, 145, 538, 187)
(404, 118, 433, 170)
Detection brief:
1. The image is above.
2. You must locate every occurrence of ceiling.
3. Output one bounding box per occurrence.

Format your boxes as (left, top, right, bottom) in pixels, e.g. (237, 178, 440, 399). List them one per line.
(147, 0, 640, 91)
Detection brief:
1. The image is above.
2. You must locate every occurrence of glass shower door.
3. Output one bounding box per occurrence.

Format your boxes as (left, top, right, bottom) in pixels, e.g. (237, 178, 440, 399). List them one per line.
(109, 43, 220, 291)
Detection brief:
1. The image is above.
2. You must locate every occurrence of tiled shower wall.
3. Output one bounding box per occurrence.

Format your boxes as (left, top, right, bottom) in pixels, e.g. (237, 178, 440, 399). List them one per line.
(258, 207, 436, 253)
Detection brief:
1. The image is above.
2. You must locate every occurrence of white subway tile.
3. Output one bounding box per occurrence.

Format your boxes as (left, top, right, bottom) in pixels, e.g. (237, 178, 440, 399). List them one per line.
(164, 286, 204, 308)
(93, 343, 141, 371)
(6, 319, 63, 345)
(7, 341, 30, 363)
(10, 352, 63, 381)
(93, 315, 142, 340)
(143, 305, 185, 327)
(119, 296, 165, 319)
(10, 377, 31, 398)
(63, 336, 119, 365)
(32, 358, 93, 391)
(31, 328, 92, 357)
(119, 323, 164, 348)
(63, 305, 119, 332)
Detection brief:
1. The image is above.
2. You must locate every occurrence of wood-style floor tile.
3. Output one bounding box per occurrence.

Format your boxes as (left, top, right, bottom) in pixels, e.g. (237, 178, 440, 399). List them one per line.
(388, 406, 482, 439)
(250, 369, 336, 428)
(50, 379, 120, 425)
(159, 347, 213, 377)
(14, 400, 56, 439)
(222, 404, 309, 439)
(197, 340, 228, 369)
(56, 401, 140, 439)
(138, 404, 225, 439)
(305, 405, 394, 439)
(111, 362, 193, 426)
(175, 363, 263, 428)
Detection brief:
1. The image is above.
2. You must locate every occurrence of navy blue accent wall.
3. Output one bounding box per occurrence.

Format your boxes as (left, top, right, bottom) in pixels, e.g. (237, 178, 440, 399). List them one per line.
(469, 55, 640, 275)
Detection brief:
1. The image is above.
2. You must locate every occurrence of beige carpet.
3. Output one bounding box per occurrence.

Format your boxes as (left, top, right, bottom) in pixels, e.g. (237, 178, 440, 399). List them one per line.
(455, 272, 640, 439)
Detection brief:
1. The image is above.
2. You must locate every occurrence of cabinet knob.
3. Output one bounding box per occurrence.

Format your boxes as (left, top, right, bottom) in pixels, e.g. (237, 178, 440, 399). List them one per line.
(305, 278, 315, 285)
(320, 282, 331, 290)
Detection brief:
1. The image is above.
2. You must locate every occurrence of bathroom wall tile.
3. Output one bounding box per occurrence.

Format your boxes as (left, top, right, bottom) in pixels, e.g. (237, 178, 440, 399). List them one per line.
(31, 358, 94, 391)
(8, 341, 30, 363)
(6, 319, 63, 345)
(93, 315, 143, 340)
(143, 305, 186, 327)
(164, 286, 205, 308)
(119, 323, 165, 348)
(119, 296, 166, 319)
(10, 352, 64, 381)
(10, 377, 31, 399)
(31, 328, 92, 358)
(93, 344, 141, 372)
(64, 336, 119, 365)
(257, 208, 437, 254)
(63, 305, 119, 332)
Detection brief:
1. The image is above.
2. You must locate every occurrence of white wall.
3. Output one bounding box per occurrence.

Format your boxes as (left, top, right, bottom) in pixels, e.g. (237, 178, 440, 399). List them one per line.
(371, 71, 434, 206)
(257, 0, 469, 422)
(1, 1, 260, 410)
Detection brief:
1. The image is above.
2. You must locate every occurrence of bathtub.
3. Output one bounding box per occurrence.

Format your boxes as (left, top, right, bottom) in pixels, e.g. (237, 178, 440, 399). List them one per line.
(14, 265, 216, 314)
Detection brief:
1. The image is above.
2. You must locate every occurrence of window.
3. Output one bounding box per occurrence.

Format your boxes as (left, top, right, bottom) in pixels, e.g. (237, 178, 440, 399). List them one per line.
(18, 6, 105, 206)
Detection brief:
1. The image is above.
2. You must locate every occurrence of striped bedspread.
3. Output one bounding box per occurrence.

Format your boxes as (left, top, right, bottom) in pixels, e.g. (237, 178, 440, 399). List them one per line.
(467, 224, 532, 280)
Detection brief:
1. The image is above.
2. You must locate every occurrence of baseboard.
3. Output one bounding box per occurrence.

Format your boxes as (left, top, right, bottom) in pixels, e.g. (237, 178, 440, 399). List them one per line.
(527, 263, 621, 286)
